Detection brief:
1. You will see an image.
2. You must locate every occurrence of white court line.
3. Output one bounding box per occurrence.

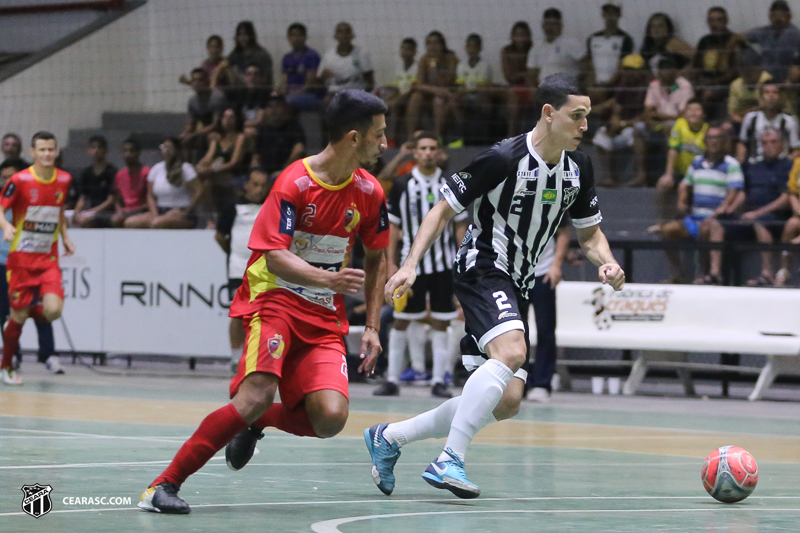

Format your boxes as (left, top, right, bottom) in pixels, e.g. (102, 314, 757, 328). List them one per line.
(310, 508, 800, 533)
(0, 428, 184, 444)
(1, 495, 799, 518)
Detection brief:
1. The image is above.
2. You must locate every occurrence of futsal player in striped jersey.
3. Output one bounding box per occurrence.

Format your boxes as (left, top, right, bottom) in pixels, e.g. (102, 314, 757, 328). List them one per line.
(366, 74, 625, 499)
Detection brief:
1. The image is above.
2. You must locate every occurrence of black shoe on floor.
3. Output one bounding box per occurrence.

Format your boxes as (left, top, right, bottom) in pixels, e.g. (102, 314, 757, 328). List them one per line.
(225, 426, 264, 471)
(373, 381, 400, 396)
(431, 382, 453, 398)
(138, 482, 191, 514)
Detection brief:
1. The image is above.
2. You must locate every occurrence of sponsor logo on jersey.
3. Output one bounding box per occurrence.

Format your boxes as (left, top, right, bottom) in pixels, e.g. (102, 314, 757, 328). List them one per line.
(344, 203, 361, 232)
(377, 203, 389, 233)
(30, 189, 39, 202)
(279, 200, 296, 236)
(517, 169, 538, 180)
(541, 189, 558, 204)
(54, 191, 64, 204)
(293, 237, 309, 251)
(590, 196, 598, 208)
(450, 173, 468, 193)
(562, 186, 580, 206)
(267, 334, 285, 359)
(2, 182, 15, 198)
(498, 311, 518, 320)
(22, 220, 57, 233)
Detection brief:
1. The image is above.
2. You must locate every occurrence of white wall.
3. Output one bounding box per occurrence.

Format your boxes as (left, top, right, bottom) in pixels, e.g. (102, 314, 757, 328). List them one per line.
(0, 0, 775, 144)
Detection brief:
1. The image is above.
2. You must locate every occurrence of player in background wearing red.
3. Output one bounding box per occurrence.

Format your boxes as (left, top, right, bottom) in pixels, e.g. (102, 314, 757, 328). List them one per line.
(139, 89, 390, 514)
(0, 131, 75, 386)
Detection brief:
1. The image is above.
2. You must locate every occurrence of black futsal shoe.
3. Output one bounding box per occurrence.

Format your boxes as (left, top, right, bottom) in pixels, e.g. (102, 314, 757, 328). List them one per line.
(138, 482, 191, 514)
(226, 426, 265, 471)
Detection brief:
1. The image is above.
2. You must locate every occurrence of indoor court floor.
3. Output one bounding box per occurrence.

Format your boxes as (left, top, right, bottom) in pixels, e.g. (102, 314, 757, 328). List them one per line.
(1, 362, 799, 532)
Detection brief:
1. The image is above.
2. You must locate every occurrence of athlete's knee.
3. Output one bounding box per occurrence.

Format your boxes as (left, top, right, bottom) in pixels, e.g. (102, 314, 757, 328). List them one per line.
(488, 337, 528, 372)
(234, 373, 278, 421)
(308, 398, 349, 438)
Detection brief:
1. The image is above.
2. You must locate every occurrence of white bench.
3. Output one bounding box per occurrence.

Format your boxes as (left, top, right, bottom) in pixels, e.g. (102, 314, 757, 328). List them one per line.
(537, 282, 800, 401)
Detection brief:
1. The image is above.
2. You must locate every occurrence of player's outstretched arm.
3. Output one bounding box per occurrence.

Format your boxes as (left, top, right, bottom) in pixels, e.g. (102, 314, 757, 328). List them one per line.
(384, 199, 457, 303)
(358, 246, 387, 376)
(264, 249, 364, 294)
(59, 206, 75, 256)
(0, 206, 14, 243)
(575, 224, 625, 291)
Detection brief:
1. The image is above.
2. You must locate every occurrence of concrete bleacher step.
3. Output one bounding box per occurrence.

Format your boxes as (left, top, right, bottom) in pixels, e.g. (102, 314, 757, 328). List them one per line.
(101, 112, 186, 135)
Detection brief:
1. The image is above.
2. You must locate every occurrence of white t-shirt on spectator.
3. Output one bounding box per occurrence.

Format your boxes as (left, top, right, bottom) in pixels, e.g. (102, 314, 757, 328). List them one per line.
(229, 203, 261, 279)
(149, 161, 197, 209)
(393, 59, 417, 95)
(456, 56, 493, 91)
(526, 35, 583, 81)
(318, 46, 373, 92)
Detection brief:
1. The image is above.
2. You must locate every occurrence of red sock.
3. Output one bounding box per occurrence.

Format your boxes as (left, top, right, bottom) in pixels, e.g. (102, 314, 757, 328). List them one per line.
(151, 403, 248, 487)
(29, 306, 47, 323)
(255, 402, 317, 437)
(2, 319, 22, 369)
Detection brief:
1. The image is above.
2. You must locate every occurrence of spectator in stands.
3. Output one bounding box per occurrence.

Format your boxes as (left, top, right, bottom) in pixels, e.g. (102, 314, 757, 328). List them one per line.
(196, 107, 248, 190)
(657, 100, 708, 192)
(693, 7, 746, 120)
(526, 8, 583, 86)
(648, 126, 744, 284)
(279, 22, 321, 112)
(710, 128, 791, 285)
(125, 138, 200, 229)
(215, 168, 272, 372)
(377, 37, 418, 146)
(112, 138, 150, 227)
(226, 64, 271, 135)
(73, 135, 117, 228)
(405, 30, 458, 143)
(592, 53, 650, 187)
(728, 48, 773, 128)
(737, 83, 800, 164)
(1, 133, 24, 165)
(318, 22, 374, 102)
(585, 4, 635, 92)
(639, 13, 694, 74)
(501, 22, 533, 136)
(776, 159, 800, 285)
(180, 35, 229, 89)
(746, 0, 800, 83)
(629, 54, 694, 186)
(225, 21, 273, 90)
(251, 96, 305, 177)
(180, 68, 227, 163)
(454, 33, 495, 143)
(376, 130, 449, 191)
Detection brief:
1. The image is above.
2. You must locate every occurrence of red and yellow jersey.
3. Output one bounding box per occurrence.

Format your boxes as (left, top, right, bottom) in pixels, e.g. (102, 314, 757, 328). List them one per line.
(229, 158, 390, 334)
(0, 167, 71, 270)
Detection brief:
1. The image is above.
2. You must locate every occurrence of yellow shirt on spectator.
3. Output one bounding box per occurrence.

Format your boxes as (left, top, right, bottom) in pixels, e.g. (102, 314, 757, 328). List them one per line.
(727, 71, 773, 119)
(669, 118, 708, 176)
(788, 158, 800, 196)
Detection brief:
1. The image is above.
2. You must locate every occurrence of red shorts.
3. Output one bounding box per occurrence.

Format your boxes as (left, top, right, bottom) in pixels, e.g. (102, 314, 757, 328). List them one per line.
(229, 308, 349, 410)
(7, 263, 64, 311)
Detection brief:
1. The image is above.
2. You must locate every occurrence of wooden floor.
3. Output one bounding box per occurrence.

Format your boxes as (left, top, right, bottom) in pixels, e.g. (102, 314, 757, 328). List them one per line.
(1, 362, 799, 532)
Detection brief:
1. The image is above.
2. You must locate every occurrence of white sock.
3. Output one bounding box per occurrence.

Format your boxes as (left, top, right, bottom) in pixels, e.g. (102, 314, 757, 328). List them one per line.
(384, 396, 461, 446)
(406, 321, 427, 373)
(438, 359, 513, 462)
(431, 330, 451, 384)
(387, 328, 408, 382)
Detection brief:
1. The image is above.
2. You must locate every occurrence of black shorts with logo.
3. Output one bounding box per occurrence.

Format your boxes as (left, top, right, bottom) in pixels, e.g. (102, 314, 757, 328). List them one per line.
(394, 270, 458, 320)
(453, 266, 531, 362)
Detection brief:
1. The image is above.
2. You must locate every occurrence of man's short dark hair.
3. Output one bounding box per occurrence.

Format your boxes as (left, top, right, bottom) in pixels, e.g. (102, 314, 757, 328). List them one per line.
(543, 7, 562, 20)
(288, 22, 307, 35)
(708, 6, 727, 17)
(771, 0, 790, 13)
(413, 130, 438, 148)
(534, 74, 586, 121)
(466, 33, 482, 46)
(207, 34, 223, 47)
(401, 37, 417, 48)
(686, 98, 703, 107)
(601, 3, 621, 15)
(122, 137, 141, 151)
(88, 134, 108, 150)
(2, 133, 21, 144)
(31, 131, 56, 147)
(0, 158, 26, 174)
(658, 54, 680, 71)
(325, 89, 388, 143)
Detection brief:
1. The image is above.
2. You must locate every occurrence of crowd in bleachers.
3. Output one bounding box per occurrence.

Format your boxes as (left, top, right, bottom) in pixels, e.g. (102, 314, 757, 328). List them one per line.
(3, 1, 800, 286)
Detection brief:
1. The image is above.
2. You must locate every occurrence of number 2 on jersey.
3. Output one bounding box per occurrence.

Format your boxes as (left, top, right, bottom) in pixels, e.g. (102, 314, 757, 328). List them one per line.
(492, 291, 512, 310)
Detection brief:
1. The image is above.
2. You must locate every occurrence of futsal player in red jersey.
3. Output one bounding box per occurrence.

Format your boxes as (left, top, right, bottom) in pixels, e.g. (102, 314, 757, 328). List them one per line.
(0, 131, 75, 386)
(139, 89, 390, 514)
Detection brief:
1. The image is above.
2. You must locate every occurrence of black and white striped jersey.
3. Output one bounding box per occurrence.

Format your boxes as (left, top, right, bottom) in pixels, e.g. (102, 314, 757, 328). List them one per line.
(388, 166, 469, 275)
(440, 130, 602, 294)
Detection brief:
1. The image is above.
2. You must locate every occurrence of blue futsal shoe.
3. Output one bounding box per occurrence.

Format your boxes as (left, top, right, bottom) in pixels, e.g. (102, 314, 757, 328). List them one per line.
(364, 423, 401, 495)
(422, 448, 480, 499)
